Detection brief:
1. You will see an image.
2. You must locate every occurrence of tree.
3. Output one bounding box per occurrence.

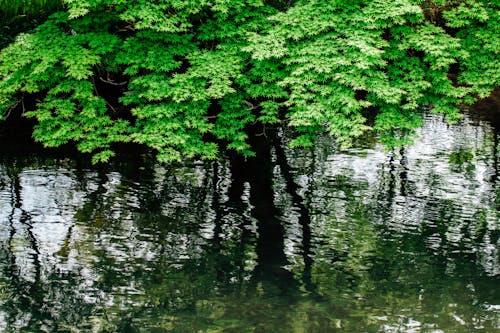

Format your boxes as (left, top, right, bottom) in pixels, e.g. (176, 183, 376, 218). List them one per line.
(0, 0, 499, 163)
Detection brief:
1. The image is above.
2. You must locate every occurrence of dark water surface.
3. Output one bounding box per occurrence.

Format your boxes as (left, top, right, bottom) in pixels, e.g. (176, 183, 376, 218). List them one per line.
(0, 112, 499, 332)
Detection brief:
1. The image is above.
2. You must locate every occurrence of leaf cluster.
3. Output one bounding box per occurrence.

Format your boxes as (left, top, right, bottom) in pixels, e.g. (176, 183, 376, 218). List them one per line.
(0, 0, 498, 162)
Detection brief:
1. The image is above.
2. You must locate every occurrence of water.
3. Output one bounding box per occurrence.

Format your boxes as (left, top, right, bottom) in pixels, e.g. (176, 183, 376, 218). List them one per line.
(0, 111, 499, 332)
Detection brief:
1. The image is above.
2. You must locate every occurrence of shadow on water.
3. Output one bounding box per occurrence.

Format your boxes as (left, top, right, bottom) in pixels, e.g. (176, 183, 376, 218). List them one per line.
(470, 88, 500, 131)
(0, 109, 499, 332)
(237, 130, 297, 294)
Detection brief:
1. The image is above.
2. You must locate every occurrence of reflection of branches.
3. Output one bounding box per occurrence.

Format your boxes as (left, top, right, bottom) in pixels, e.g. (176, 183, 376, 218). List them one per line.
(73, 167, 109, 233)
(211, 162, 223, 275)
(5, 175, 19, 328)
(4, 172, 49, 330)
(203, 159, 254, 285)
(243, 131, 299, 294)
(272, 131, 316, 293)
(492, 132, 499, 199)
(374, 153, 396, 228)
(375, 147, 411, 226)
(399, 147, 409, 197)
(11, 173, 41, 276)
(56, 225, 74, 261)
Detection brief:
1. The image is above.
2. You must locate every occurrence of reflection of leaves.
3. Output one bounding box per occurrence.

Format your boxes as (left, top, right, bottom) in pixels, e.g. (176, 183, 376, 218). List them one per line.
(449, 149, 475, 173)
(2, 111, 500, 332)
(449, 149, 474, 164)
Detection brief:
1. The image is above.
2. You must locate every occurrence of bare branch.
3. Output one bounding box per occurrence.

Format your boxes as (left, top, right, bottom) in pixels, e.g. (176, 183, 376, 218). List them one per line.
(99, 76, 128, 86)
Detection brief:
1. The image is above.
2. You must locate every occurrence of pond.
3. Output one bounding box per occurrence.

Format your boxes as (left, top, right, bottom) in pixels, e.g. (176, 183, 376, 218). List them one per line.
(0, 109, 499, 332)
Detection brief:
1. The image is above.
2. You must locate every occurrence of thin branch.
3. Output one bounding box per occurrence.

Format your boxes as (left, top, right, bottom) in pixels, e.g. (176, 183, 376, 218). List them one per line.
(93, 77, 118, 113)
(255, 125, 268, 138)
(99, 76, 128, 86)
(104, 98, 118, 113)
(4, 99, 21, 119)
(244, 100, 258, 110)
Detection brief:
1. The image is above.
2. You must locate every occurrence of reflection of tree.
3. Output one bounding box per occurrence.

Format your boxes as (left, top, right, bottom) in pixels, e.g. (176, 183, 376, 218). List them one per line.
(278, 115, 500, 331)
(272, 131, 315, 293)
(244, 132, 298, 294)
(4, 171, 44, 329)
(1, 167, 98, 331)
(492, 132, 500, 213)
(51, 155, 255, 330)
(1, 113, 500, 332)
(89, 129, 317, 331)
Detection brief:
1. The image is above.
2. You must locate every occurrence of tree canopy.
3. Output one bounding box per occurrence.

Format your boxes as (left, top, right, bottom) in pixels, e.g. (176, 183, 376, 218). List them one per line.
(0, 0, 499, 163)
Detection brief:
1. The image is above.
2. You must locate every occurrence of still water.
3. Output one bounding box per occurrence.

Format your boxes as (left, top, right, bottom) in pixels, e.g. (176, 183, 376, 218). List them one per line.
(0, 112, 499, 332)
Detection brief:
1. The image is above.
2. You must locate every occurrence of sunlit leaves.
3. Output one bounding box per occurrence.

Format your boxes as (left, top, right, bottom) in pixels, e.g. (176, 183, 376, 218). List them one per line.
(442, 0, 489, 28)
(214, 93, 256, 155)
(444, 1, 500, 97)
(25, 79, 131, 162)
(0, 0, 498, 162)
(64, 0, 92, 19)
(131, 101, 217, 162)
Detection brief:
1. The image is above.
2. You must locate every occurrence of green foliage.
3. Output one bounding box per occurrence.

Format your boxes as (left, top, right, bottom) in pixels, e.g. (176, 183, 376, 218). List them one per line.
(0, 0, 63, 17)
(0, 0, 498, 162)
(443, 0, 500, 98)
